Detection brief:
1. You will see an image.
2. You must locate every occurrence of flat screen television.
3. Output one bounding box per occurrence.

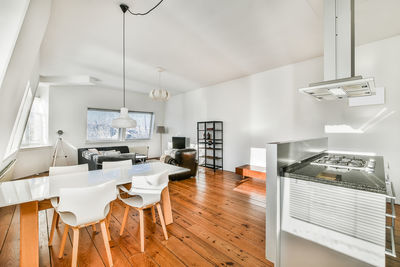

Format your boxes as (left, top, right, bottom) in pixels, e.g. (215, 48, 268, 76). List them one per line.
(172, 137, 187, 149)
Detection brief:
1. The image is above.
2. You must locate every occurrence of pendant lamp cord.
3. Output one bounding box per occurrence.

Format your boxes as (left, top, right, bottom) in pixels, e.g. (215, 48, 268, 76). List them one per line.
(158, 70, 161, 89)
(127, 0, 164, 16)
(120, 0, 164, 107)
(123, 11, 126, 108)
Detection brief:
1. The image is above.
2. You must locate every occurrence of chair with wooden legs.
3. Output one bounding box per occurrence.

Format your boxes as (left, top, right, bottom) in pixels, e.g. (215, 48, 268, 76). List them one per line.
(102, 160, 132, 232)
(48, 164, 89, 246)
(54, 180, 117, 267)
(118, 171, 169, 252)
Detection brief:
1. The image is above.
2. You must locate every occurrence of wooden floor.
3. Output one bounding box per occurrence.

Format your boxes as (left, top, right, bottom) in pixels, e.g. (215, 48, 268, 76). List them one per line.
(0, 168, 398, 266)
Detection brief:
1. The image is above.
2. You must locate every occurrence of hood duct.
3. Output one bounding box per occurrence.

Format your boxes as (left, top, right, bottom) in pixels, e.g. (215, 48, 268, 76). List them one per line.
(299, 0, 376, 101)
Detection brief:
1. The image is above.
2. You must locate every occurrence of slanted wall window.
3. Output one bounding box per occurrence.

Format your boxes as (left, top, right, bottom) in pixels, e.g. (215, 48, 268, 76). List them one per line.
(21, 97, 48, 147)
(87, 108, 154, 142)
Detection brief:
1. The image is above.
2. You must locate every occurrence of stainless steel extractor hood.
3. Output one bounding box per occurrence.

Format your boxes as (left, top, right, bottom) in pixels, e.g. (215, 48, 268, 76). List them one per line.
(299, 0, 376, 101)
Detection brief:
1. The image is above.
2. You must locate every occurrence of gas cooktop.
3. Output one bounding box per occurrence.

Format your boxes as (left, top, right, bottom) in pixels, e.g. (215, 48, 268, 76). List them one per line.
(311, 154, 376, 172)
(283, 152, 386, 194)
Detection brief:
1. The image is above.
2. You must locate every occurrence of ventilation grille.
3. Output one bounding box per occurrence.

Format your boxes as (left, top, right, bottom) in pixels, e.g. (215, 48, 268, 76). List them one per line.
(299, 76, 375, 100)
(289, 179, 386, 246)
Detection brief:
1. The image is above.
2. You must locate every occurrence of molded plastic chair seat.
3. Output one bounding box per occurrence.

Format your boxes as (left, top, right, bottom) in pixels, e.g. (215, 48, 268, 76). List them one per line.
(119, 195, 144, 208)
(55, 180, 117, 267)
(49, 164, 89, 176)
(102, 159, 132, 170)
(118, 171, 169, 252)
(48, 164, 89, 247)
(55, 180, 116, 226)
(102, 159, 132, 228)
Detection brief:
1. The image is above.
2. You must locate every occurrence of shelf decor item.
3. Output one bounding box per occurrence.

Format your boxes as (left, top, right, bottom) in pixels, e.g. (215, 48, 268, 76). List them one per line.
(197, 121, 223, 172)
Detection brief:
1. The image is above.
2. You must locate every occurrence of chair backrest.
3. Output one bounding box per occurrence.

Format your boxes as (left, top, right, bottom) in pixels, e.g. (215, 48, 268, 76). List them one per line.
(128, 171, 169, 207)
(49, 164, 89, 176)
(102, 160, 132, 170)
(57, 180, 117, 226)
(131, 170, 169, 190)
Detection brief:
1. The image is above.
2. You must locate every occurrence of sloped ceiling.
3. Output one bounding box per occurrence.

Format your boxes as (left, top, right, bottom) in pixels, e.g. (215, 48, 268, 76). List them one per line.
(0, 0, 52, 168)
(40, 0, 400, 94)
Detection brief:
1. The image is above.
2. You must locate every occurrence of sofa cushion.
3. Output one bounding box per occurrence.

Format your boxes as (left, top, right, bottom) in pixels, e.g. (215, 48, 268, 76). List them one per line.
(88, 148, 99, 154)
(102, 150, 120, 156)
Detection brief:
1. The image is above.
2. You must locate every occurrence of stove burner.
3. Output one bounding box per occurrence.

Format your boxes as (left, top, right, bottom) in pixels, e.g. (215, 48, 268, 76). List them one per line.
(310, 154, 374, 172)
(326, 160, 339, 164)
(348, 160, 364, 168)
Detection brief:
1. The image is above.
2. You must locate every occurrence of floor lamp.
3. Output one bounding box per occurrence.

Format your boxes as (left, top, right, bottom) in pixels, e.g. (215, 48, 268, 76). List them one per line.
(156, 126, 166, 156)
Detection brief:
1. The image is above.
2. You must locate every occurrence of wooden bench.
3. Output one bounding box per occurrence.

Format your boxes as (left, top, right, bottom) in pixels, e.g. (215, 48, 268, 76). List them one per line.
(235, 164, 266, 182)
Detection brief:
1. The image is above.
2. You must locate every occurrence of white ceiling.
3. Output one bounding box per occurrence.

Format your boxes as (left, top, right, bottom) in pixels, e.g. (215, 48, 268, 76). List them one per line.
(39, 0, 400, 95)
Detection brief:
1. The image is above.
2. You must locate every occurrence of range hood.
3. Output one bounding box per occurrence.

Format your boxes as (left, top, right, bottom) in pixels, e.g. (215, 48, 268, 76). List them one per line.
(299, 0, 376, 101)
(300, 76, 375, 101)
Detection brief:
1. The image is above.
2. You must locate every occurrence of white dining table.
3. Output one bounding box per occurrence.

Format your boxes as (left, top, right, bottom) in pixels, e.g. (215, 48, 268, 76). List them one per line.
(0, 162, 189, 267)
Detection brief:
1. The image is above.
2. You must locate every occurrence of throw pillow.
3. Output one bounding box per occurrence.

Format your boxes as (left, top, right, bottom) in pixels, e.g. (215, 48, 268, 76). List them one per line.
(88, 148, 99, 154)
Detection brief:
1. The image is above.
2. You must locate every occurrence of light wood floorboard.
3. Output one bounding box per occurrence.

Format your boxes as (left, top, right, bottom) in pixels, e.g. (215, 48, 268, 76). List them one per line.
(0, 167, 398, 266)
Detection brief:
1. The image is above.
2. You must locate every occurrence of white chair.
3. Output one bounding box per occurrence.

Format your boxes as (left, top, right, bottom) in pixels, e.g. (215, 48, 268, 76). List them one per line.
(55, 180, 117, 267)
(102, 160, 132, 225)
(49, 164, 89, 176)
(118, 171, 169, 252)
(48, 164, 89, 246)
(102, 159, 132, 170)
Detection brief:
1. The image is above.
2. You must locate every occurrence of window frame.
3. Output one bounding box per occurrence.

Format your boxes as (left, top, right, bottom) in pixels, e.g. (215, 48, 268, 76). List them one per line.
(4, 82, 34, 158)
(20, 96, 49, 148)
(86, 107, 154, 143)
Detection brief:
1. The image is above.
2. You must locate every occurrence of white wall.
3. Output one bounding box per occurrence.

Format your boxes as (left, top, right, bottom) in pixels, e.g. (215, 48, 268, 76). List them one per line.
(165, 35, 400, 203)
(164, 56, 338, 171)
(0, 0, 51, 172)
(14, 85, 165, 178)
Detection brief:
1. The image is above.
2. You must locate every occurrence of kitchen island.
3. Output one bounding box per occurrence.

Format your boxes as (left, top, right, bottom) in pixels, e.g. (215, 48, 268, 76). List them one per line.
(266, 138, 395, 267)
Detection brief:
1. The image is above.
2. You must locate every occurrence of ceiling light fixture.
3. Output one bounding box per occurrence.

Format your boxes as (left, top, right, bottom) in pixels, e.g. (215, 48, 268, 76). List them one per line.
(112, 1, 165, 128)
(328, 87, 347, 96)
(149, 67, 170, 101)
(112, 4, 137, 129)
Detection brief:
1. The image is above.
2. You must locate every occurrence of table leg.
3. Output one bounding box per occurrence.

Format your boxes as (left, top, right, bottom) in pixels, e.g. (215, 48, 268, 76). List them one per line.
(161, 187, 173, 225)
(20, 201, 39, 267)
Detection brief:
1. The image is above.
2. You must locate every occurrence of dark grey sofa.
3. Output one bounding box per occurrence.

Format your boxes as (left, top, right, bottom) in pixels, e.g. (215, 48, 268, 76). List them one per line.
(77, 146, 136, 170)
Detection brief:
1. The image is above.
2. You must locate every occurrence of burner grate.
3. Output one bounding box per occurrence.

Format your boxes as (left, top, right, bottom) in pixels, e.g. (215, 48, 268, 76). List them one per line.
(310, 154, 373, 171)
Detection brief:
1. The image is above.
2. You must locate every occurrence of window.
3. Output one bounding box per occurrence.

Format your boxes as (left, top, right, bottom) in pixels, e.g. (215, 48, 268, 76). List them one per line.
(125, 111, 154, 140)
(21, 97, 48, 147)
(87, 108, 154, 142)
(5, 82, 33, 158)
(87, 109, 120, 141)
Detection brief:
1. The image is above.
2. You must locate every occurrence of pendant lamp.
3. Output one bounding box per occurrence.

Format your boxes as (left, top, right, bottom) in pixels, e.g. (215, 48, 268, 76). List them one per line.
(149, 67, 170, 101)
(112, 4, 137, 129)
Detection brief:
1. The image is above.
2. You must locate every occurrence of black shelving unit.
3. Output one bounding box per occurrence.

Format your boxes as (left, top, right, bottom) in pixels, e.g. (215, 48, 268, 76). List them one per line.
(197, 121, 223, 171)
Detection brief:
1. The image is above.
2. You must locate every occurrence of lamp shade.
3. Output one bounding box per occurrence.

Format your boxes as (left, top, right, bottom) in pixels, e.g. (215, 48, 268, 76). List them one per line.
(112, 107, 137, 128)
(156, 126, 166, 134)
(149, 89, 170, 101)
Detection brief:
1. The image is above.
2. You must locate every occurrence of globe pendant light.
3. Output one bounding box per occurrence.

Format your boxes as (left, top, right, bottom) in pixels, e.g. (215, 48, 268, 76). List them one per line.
(149, 67, 170, 101)
(112, 4, 137, 129)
